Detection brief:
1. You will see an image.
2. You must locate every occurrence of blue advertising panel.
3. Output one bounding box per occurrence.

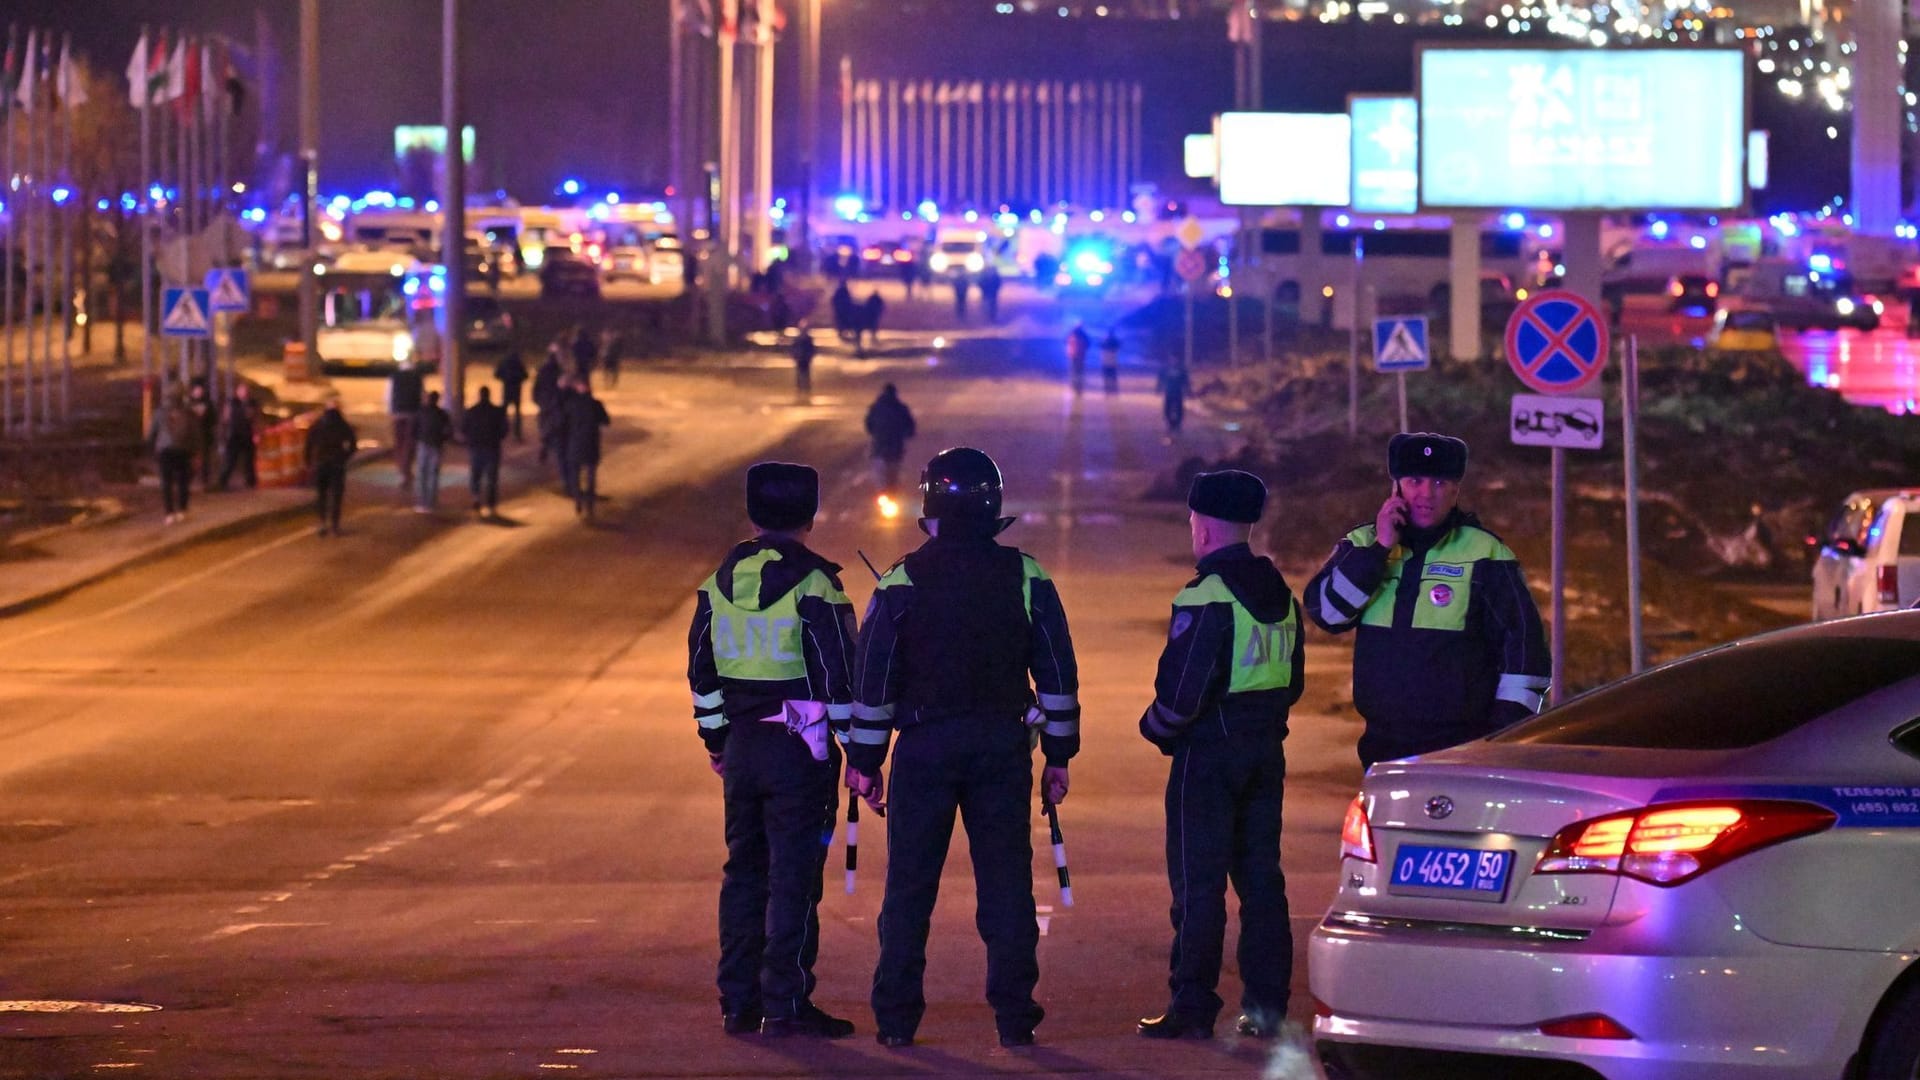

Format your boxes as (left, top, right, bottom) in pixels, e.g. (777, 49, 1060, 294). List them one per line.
(1418, 49, 1746, 211)
(1350, 96, 1419, 215)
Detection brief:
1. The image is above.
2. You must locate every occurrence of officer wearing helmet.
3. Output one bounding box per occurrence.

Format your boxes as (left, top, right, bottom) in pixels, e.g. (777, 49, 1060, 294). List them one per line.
(688, 463, 859, 1040)
(1304, 433, 1549, 768)
(845, 447, 1080, 1050)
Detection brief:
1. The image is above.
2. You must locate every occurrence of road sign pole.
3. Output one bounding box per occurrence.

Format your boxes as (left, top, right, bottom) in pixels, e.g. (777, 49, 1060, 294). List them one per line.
(1624, 335, 1644, 674)
(1550, 445, 1567, 706)
(1183, 282, 1194, 373)
(1396, 371, 1407, 433)
(1347, 238, 1362, 438)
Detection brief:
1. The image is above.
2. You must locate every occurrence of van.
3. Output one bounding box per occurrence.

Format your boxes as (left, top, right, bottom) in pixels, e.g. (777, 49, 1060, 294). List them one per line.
(1728, 258, 1881, 332)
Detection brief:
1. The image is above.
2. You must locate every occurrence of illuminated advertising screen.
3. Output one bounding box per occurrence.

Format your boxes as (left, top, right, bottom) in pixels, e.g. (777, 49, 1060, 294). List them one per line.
(1418, 49, 1746, 211)
(394, 125, 477, 166)
(1184, 133, 1217, 179)
(1216, 112, 1351, 207)
(1350, 95, 1418, 215)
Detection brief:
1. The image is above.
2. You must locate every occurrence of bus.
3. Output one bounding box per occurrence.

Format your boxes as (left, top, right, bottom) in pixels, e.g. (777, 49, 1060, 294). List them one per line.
(312, 251, 443, 372)
(1253, 213, 1540, 322)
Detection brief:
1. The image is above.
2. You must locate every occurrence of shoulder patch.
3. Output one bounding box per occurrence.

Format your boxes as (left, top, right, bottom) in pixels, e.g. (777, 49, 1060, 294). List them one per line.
(1170, 611, 1195, 639)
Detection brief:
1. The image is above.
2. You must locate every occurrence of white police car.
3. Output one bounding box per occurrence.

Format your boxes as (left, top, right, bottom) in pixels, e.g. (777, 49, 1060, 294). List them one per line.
(1311, 609, 1920, 1079)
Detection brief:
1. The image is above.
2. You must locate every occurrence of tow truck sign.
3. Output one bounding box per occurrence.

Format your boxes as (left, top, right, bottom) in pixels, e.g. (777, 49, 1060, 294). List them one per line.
(1511, 393, 1603, 450)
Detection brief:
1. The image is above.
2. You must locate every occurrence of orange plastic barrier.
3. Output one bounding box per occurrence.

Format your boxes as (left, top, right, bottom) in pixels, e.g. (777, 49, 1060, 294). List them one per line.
(257, 412, 318, 488)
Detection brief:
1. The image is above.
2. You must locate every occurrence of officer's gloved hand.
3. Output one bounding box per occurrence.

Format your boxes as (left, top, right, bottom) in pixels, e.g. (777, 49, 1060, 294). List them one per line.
(846, 765, 887, 815)
(1041, 766, 1069, 806)
(708, 752, 725, 779)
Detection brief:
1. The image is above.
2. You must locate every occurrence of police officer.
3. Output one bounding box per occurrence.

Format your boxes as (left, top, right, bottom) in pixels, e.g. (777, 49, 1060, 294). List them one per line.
(1304, 433, 1550, 768)
(845, 447, 1080, 1050)
(688, 463, 859, 1040)
(1137, 470, 1303, 1042)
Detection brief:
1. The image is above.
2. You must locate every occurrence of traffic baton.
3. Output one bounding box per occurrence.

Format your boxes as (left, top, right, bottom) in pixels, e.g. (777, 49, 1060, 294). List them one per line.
(844, 797, 859, 894)
(1044, 800, 1073, 907)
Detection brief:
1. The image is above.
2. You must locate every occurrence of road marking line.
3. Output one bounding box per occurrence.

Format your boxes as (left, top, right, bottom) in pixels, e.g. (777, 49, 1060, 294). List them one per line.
(206, 921, 327, 940)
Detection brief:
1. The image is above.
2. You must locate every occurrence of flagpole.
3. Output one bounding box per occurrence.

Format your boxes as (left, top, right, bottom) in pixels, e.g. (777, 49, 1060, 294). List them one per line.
(58, 34, 71, 425)
(36, 33, 52, 432)
(139, 29, 153, 392)
(175, 39, 187, 385)
(3, 25, 16, 439)
(20, 30, 36, 435)
(217, 42, 233, 402)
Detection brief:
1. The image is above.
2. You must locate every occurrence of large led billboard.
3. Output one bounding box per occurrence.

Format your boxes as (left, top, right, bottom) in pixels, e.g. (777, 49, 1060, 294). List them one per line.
(1350, 95, 1419, 215)
(1418, 49, 1746, 211)
(1217, 112, 1351, 207)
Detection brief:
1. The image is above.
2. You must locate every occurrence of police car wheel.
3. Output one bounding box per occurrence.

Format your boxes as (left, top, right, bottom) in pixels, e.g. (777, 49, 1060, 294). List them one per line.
(1858, 978, 1920, 1080)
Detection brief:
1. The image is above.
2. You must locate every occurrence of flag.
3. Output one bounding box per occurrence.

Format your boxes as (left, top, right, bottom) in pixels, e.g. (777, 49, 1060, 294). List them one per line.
(57, 37, 86, 106)
(15, 28, 36, 113)
(163, 34, 186, 104)
(145, 29, 171, 104)
(1227, 2, 1253, 43)
(126, 31, 148, 106)
(747, 0, 784, 45)
(1, 28, 18, 115)
(173, 36, 201, 119)
(220, 38, 247, 115)
(718, 0, 739, 44)
(199, 40, 214, 118)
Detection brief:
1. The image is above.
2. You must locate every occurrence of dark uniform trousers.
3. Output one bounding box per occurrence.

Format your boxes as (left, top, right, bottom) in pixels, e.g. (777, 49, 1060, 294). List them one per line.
(1164, 729, 1291, 1022)
(872, 715, 1043, 1039)
(718, 721, 842, 1020)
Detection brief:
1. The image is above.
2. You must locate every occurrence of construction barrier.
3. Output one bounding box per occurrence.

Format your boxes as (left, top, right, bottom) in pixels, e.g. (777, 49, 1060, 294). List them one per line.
(257, 411, 318, 488)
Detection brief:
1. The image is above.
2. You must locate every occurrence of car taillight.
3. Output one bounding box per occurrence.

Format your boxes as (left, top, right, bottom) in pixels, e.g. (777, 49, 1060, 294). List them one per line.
(1539, 1014, 1634, 1040)
(1668, 279, 1684, 297)
(1706, 281, 1720, 298)
(1535, 800, 1836, 886)
(1878, 565, 1900, 606)
(1340, 793, 1375, 863)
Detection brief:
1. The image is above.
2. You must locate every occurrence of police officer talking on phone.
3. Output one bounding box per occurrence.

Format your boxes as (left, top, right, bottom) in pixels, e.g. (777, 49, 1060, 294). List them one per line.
(845, 447, 1080, 1050)
(1303, 433, 1549, 769)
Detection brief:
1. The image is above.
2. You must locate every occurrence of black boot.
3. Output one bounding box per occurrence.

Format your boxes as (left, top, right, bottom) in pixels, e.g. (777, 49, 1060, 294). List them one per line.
(760, 1002, 854, 1039)
(1138, 1012, 1215, 1040)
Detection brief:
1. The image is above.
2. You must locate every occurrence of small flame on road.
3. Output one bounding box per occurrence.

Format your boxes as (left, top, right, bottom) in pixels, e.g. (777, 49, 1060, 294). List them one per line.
(877, 494, 901, 519)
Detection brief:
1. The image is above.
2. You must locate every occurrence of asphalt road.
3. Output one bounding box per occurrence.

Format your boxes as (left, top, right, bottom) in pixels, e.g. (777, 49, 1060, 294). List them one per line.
(0, 291, 1364, 1079)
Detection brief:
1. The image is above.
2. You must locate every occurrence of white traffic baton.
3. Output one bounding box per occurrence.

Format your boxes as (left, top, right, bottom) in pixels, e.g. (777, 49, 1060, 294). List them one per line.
(1044, 800, 1073, 907)
(844, 798, 859, 894)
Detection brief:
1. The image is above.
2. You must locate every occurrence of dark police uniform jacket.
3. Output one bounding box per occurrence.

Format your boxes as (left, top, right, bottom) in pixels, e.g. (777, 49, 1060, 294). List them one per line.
(687, 537, 857, 752)
(1304, 508, 1549, 764)
(1140, 543, 1304, 749)
(846, 530, 1079, 773)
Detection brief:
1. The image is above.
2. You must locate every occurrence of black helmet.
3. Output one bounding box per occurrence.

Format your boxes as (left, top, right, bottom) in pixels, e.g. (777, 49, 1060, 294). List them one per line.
(920, 447, 1003, 523)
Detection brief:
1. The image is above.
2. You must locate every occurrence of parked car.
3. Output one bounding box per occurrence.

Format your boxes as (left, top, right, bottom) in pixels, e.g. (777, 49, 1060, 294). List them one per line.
(1812, 488, 1920, 620)
(463, 295, 513, 350)
(538, 251, 601, 301)
(1707, 303, 1779, 354)
(1311, 609, 1920, 1080)
(1727, 258, 1883, 333)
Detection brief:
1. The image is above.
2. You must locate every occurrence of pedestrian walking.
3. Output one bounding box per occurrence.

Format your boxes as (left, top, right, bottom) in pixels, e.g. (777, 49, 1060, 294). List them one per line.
(387, 361, 425, 490)
(1159, 355, 1190, 434)
(533, 346, 566, 465)
(1065, 323, 1091, 395)
(1099, 329, 1122, 394)
(862, 383, 916, 493)
(1136, 470, 1304, 1043)
(832, 279, 857, 343)
(897, 250, 918, 298)
(571, 324, 598, 379)
(846, 447, 1081, 1050)
(216, 383, 259, 491)
(495, 348, 529, 441)
(689, 462, 860, 1041)
(860, 292, 886, 358)
(1303, 433, 1550, 768)
(557, 375, 610, 520)
(978, 262, 1003, 323)
(950, 273, 971, 321)
(189, 379, 218, 488)
(792, 321, 816, 397)
(414, 390, 452, 513)
(148, 382, 198, 524)
(600, 328, 622, 388)
(462, 385, 509, 517)
(305, 395, 358, 538)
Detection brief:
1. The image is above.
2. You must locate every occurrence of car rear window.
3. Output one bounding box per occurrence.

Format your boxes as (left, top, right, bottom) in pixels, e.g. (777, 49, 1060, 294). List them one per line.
(1900, 508, 1920, 557)
(1492, 637, 1920, 750)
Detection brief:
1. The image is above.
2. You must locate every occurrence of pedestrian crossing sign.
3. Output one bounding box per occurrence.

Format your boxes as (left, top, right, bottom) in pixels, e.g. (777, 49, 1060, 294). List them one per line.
(205, 268, 251, 313)
(161, 288, 213, 338)
(1372, 316, 1429, 373)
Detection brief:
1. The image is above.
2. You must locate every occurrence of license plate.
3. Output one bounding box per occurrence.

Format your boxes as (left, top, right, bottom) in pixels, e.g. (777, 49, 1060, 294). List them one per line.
(1387, 844, 1514, 902)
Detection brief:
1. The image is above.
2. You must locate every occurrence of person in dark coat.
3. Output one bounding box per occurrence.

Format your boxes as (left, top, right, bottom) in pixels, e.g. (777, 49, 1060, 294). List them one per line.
(533, 346, 566, 464)
(832, 279, 857, 343)
(216, 383, 259, 491)
(978, 263, 1003, 323)
(863, 383, 916, 493)
(599, 329, 622, 388)
(792, 321, 816, 397)
(571, 325, 598, 379)
(462, 385, 510, 517)
(950, 273, 971, 320)
(188, 379, 219, 487)
(387, 363, 425, 490)
(1159, 355, 1190, 435)
(148, 381, 199, 524)
(414, 390, 453, 513)
(557, 375, 611, 520)
(304, 395, 358, 537)
(897, 250, 918, 298)
(494, 349, 529, 441)
(860, 292, 886, 357)
(1136, 471, 1304, 1043)
(1100, 329, 1121, 394)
